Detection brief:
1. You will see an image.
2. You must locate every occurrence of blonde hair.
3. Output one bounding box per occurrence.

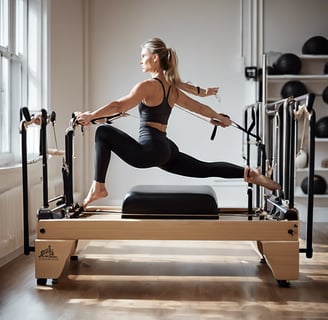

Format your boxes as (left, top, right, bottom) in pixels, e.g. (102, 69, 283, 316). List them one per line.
(142, 38, 181, 85)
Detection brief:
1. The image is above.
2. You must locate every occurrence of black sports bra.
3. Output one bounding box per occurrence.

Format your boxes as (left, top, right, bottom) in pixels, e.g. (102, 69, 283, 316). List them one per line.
(138, 78, 172, 125)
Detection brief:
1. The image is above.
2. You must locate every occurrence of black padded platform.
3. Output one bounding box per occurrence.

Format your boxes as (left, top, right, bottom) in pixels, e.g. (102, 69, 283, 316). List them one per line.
(122, 185, 218, 219)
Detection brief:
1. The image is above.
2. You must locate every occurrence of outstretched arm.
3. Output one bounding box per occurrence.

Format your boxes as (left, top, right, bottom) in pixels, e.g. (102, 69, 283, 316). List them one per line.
(176, 89, 231, 127)
(76, 81, 150, 126)
(177, 81, 219, 97)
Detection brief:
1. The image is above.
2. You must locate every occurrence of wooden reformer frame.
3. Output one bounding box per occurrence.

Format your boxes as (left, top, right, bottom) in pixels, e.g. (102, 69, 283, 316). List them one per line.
(20, 93, 316, 287)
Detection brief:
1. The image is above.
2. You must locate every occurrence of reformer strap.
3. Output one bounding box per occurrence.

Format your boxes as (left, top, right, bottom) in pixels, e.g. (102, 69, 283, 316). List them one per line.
(90, 112, 126, 124)
(210, 108, 260, 141)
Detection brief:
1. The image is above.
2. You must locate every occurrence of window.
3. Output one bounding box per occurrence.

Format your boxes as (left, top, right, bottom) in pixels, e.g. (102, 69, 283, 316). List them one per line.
(0, 0, 10, 158)
(0, 0, 48, 167)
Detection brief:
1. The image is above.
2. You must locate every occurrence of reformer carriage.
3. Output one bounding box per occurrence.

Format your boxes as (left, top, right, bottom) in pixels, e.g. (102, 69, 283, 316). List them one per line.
(20, 93, 316, 287)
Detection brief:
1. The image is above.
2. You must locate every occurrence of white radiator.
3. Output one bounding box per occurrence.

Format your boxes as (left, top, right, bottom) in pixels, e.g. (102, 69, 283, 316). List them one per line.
(0, 186, 23, 266)
(0, 177, 63, 267)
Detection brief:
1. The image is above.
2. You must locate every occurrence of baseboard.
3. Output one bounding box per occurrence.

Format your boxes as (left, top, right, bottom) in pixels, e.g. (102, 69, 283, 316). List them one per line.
(0, 247, 25, 268)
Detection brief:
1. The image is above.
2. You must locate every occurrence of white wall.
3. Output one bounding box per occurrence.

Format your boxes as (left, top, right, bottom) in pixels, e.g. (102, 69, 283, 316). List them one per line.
(263, 0, 328, 54)
(85, 0, 254, 205)
(49, 0, 86, 201)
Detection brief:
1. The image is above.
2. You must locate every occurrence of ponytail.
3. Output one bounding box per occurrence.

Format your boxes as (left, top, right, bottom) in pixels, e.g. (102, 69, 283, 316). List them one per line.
(165, 48, 181, 85)
(142, 38, 181, 85)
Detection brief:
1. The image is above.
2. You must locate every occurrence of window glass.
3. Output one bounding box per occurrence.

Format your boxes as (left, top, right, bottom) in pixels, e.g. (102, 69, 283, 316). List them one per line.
(0, 55, 9, 153)
(0, 0, 47, 166)
(0, 0, 9, 48)
(16, 0, 25, 56)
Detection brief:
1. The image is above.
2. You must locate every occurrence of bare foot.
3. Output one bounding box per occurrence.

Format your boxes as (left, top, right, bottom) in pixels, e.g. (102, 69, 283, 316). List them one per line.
(82, 181, 108, 208)
(244, 166, 281, 191)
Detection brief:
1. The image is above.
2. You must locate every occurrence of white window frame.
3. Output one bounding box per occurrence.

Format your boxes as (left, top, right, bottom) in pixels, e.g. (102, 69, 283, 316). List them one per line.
(0, 0, 49, 167)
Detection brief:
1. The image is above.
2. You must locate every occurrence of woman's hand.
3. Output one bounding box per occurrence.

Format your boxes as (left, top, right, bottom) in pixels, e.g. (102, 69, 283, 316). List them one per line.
(210, 113, 231, 127)
(75, 111, 92, 126)
(204, 87, 219, 96)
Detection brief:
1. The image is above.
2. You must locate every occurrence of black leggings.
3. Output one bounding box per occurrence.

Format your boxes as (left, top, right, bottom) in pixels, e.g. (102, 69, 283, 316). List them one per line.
(94, 124, 244, 183)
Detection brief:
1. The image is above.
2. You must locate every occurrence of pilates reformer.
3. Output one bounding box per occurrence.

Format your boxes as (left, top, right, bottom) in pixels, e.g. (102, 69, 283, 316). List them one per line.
(20, 93, 316, 287)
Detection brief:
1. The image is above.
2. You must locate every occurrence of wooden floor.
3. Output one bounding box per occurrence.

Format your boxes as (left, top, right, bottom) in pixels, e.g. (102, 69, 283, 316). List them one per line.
(0, 222, 327, 320)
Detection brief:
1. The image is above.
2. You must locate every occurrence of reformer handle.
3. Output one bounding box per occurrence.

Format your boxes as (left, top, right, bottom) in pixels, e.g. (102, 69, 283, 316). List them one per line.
(21, 107, 31, 122)
(210, 114, 230, 140)
(90, 112, 125, 124)
(306, 93, 315, 112)
(210, 126, 217, 140)
(50, 110, 56, 123)
(71, 112, 125, 127)
(210, 117, 261, 141)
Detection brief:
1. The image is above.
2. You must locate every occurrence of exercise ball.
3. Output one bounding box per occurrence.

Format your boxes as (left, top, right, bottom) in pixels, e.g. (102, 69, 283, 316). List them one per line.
(275, 53, 302, 74)
(301, 175, 327, 194)
(302, 36, 328, 55)
(281, 80, 307, 98)
(267, 66, 276, 75)
(315, 116, 328, 137)
(324, 62, 328, 74)
(322, 86, 328, 104)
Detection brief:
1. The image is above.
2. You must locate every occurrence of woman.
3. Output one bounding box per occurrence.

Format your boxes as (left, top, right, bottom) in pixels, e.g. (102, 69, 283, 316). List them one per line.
(76, 38, 280, 208)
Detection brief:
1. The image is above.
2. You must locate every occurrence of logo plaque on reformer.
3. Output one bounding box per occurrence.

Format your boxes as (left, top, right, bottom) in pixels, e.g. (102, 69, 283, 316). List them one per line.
(38, 245, 58, 261)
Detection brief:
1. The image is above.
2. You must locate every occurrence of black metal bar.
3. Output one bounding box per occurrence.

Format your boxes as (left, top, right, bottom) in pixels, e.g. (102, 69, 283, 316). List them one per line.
(284, 100, 293, 203)
(284, 103, 290, 200)
(20, 119, 30, 255)
(242, 103, 265, 218)
(63, 126, 74, 207)
(288, 100, 296, 208)
(255, 106, 261, 209)
(40, 109, 49, 208)
(305, 109, 315, 258)
(278, 104, 285, 191)
(20, 107, 36, 254)
(21, 107, 31, 122)
(266, 115, 273, 176)
(243, 104, 258, 220)
(243, 108, 252, 219)
(292, 93, 315, 258)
